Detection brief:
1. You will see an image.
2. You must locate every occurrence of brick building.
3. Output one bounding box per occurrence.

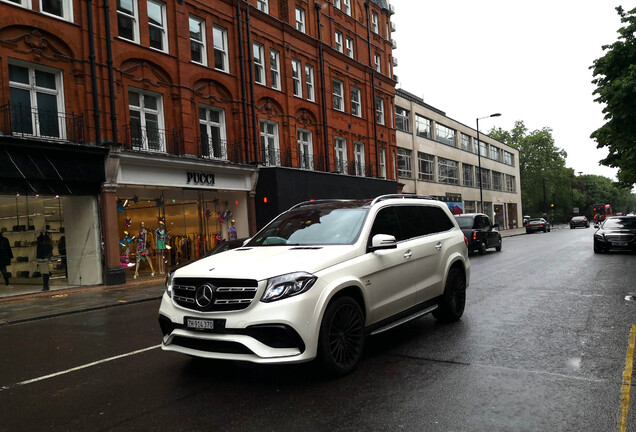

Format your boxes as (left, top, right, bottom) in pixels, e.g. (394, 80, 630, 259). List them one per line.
(0, 0, 398, 289)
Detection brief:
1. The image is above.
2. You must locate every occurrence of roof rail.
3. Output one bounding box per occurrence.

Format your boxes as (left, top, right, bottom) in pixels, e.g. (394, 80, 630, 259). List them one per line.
(287, 199, 356, 211)
(370, 194, 437, 206)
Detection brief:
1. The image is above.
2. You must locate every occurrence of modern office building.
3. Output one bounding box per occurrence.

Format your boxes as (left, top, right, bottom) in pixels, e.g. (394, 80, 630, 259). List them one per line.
(395, 89, 523, 230)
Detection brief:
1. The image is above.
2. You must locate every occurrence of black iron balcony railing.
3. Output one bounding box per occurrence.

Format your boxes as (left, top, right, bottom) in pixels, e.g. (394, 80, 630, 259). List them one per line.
(0, 103, 84, 143)
(200, 137, 228, 160)
(262, 147, 281, 167)
(299, 149, 314, 170)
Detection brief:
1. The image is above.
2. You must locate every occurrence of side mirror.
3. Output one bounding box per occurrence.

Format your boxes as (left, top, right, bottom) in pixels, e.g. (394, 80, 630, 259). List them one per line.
(492, 223, 499, 230)
(369, 234, 397, 252)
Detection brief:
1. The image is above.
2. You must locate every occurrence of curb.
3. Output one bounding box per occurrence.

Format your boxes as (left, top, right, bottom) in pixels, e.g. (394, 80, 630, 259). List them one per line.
(0, 276, 165, 305)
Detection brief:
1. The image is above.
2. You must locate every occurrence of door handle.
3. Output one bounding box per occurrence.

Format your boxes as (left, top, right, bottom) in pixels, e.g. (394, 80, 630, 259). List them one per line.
(404, 250, 412, 259)
(435, 242, 442, 250)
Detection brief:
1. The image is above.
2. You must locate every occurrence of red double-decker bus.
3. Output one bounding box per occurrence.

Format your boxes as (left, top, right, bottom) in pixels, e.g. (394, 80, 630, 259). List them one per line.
(592, 203, 612, 223)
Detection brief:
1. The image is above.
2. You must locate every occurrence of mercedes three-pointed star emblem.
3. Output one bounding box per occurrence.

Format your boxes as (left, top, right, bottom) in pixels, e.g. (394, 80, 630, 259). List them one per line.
(195, 283, 215, 309)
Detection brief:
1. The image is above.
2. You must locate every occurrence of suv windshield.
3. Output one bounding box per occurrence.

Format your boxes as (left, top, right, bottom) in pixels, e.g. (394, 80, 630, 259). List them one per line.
(248, 206, 368, 246)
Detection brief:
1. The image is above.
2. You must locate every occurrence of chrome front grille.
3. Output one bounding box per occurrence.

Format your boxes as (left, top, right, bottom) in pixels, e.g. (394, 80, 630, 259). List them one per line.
(172, 278, 259, 312)
(606, 234, 634, 242)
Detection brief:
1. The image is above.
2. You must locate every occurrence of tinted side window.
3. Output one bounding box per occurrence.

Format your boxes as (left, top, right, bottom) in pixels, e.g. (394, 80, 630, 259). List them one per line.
(420, 206, 454, 234)
(369, 207, 403, 241)
(395, 206, 427, 239)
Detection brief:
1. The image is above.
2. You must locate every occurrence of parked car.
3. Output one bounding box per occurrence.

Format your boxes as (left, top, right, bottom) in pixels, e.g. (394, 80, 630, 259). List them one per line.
(203, 238, 248, 258)
(158, 195, 470, 376)
(525, 218, 551, 234)
(454, 213, 502, 254)
(593, 215, 636, 253)
(570, 216, 590, 229)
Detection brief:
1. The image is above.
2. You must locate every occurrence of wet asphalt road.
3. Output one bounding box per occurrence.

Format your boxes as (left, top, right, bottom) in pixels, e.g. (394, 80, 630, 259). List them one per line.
(0, 227, 635, 431)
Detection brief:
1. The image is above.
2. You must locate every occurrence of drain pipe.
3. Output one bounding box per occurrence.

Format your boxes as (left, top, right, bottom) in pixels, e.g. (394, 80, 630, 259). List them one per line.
(315, 2, 330, 172)
(86, 0, 101, 144)
(236, 1, 251, 163)
(364, 1, 380, 177)
(103, 0, 117, 143)
(244, 3, 260, 163)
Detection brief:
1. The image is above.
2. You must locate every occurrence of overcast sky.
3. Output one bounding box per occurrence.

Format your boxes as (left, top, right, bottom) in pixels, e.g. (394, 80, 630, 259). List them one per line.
(391, 0, 636, 181)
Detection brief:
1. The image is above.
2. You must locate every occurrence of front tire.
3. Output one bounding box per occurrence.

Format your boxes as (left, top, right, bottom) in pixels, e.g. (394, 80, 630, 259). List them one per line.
(495, 238, 502, 252)
(433, 268, 466, 322)
(318, 296, 365, 376)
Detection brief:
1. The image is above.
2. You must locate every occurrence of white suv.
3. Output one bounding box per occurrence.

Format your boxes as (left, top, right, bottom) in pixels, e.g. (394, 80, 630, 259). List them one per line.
(158, 195, 470, 375)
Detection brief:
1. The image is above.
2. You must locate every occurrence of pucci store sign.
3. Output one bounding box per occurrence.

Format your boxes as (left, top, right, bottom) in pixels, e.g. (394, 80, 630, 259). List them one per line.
(187, 172, 215, 186)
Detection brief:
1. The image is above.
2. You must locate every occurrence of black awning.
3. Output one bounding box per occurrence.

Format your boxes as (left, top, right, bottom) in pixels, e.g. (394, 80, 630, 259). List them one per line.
(1, 143, 106, 196)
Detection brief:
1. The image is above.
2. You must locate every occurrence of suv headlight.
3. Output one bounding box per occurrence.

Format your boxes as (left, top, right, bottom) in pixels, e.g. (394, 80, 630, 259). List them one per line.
(165, 271, 175, 298)
(261, 272, 317, 303)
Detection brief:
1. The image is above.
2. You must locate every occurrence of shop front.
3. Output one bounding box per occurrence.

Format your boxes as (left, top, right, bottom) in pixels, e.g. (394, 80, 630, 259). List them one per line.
(113, 153, 255, 281)
(0, 141, 106, 295)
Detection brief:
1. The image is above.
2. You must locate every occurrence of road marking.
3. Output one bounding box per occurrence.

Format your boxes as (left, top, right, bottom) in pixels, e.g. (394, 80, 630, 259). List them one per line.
(0, 345, 161, 392)
(619, 325, 636, 432)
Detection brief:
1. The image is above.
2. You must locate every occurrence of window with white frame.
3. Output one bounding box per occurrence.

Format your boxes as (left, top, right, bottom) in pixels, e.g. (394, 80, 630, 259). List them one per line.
(147, 0, 167, 52)
(292, 59, 302, 98)
(351, 86, 361, 117)
(270, 49, 281, 90)
(128, 88, 165, 152)
(460, 133, 471, 151)
(260, 120, 280, 166)
(117, 0, 139, 42)
(213, 25, 229, 72)
(379, 148, 386, 178)
(415, 114, 431, 138)
(295, 7, 306, 33)
(395, 106, 409, 132)
(199, 105, 226, 159)
(334, 0, 340, 8)
(305, 65, 315, 101)
(354, 141, 365, 176)
(257, 0, 268, 13)
(397, 148, 412, 179)
(342, 0, 350, 15)
(189, 16, 206, 65)
(41, 0, 73, 21)
(374, 53, 381, 73)
(438, 157, 459, 184)
(345, 37, 354, 58)
(492, 171, 503, 191)
(462, 163, 474, 187)
(371, 11, 379, 33)
(335, 137, 347, 173)
(253, 43, 265, 85)
(417, 152, 434, 181)
(332, 79, 344, 111)
(298, 129, 313, 170)
(335, 31, 343, 53)
(435, 123, 455, 147)
(9, 62, 65, 139)
(3, 0, 31, 9)
(375, 97, 384, 125)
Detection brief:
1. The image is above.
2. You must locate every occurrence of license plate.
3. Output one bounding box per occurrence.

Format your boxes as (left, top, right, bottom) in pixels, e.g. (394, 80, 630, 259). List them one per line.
(186, 318, 215, 330)
(613, 242, 628, 247)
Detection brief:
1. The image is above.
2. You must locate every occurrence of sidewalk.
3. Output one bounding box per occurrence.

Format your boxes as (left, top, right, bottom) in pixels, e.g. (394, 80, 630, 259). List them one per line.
(0, 226, 559, 326)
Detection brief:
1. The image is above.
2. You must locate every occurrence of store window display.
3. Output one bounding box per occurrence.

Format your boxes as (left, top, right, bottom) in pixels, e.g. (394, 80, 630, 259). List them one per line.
(134, 221, 155, 279)
(0, 228, 13, 287)
(154, 219, 168, 275)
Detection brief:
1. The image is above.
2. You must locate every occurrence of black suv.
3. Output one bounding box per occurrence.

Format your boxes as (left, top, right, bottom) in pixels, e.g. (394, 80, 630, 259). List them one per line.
(454, 213, 502, 254)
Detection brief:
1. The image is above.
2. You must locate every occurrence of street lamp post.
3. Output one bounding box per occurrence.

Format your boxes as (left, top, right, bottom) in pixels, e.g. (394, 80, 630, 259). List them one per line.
(476, 113, 501, 213)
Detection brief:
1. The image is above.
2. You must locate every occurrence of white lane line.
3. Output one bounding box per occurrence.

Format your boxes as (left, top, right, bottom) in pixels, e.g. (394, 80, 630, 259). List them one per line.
(0, 344, 161, 392)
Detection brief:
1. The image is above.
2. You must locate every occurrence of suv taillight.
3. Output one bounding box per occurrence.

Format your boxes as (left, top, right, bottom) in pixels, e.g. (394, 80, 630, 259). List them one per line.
(464, 236, 468, 247)
(472, 231, 478, 241)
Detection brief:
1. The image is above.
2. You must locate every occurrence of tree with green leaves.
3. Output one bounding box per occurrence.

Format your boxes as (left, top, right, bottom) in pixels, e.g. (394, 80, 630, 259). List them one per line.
(590, 6, 636, 188)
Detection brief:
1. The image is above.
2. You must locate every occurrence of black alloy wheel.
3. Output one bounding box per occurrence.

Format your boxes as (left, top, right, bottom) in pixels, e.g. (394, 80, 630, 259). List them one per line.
(433, 268, 466, 322)
(478, 241, 487, 255)
(318, 296, 365, 376)
(495, 237, 502, 252)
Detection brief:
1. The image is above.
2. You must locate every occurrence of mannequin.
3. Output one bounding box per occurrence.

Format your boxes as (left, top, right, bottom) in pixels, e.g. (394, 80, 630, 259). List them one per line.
(134, 221, 155, 279)
(36, 230, 53, 291)
(154, 220, 168, 275)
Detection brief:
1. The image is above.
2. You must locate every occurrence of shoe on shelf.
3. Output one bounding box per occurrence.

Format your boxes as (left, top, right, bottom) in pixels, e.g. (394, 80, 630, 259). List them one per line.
(134, 274, 138, 279)
(151, 272, 155, 276)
